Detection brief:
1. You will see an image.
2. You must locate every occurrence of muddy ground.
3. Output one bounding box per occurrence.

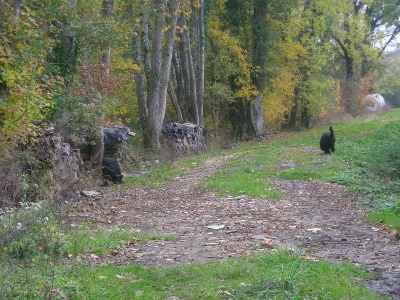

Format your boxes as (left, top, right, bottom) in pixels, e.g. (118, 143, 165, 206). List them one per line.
(67, 154, 400, 299)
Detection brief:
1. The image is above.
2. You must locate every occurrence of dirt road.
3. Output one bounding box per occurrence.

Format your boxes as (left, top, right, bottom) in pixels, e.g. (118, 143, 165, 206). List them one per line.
(68, 154, 400, 299)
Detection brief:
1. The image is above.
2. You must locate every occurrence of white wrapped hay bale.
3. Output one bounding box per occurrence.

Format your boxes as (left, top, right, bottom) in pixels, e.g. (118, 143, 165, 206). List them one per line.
(364, 94, 385, 112)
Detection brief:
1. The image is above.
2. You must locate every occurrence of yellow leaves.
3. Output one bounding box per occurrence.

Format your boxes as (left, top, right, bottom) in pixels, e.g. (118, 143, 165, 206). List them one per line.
(279, 41, 308, 61)
(0, 60, 56, 143)
(0, 46, 12, 59)
(263, 68, 297, 130)
(37, 66, 44, 75)
(192, 0, 201, 9)
(109, 49, 141, 74)
(208, 15, 257, 101)
(234, 77, 258, 100)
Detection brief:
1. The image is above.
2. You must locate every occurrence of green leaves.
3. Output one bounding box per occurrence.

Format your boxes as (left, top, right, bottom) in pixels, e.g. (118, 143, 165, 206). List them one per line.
(0, 0, 65, 146)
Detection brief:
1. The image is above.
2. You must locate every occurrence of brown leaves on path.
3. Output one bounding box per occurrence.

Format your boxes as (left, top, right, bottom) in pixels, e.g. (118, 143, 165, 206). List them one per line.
(66, 154, 400, 298)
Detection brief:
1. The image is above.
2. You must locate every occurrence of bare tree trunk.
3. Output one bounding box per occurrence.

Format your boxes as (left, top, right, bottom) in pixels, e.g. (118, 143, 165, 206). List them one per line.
(142, 14, 151, 86)
(156, 0, 180, 134)
(197, 0, 205, 127)
(130, 8, 150, 146)
(131, 30, 149, 145)
(170, 1, 205, 126)
(101, 0, 113, 76)
(186, 31, 199, 125)
(145, 0, 180, 149)
(89, 125, 104, 179)
(168, 81, 184, 121)
(170, 43, 187, 120)
(146, 0, 165, 148)
(250, 94, 264, 136)
(250, 0, 267, 136)
(178, 14, 193, 121)
(130, 0, 179, 149)
(13, 0, 24, 19)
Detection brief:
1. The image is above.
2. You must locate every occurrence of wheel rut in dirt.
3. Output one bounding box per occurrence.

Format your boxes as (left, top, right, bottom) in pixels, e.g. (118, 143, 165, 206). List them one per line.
(67, 154, 400, 299)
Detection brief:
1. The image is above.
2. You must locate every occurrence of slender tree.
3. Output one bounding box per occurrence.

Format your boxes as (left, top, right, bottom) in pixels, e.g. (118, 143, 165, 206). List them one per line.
(250, 0, 268, 136)
(169, 0, 205, 126)
(131, 0, 180, 149)
(101, 0, 114, 76)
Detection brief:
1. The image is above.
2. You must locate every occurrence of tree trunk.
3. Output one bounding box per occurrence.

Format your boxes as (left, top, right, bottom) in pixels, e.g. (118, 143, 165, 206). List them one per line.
(131, 9, 151, 146)
(146, 0, 180, 149)
(89, 126, 104, 179)
(101, 0, 113, 76)
(251, 0, 267, 136)
(156, 0, 180, 131)
(250, 93, 264, 136)
(187, 33, 199, 125)
(146, 0, 165, 148)
(169, 1, 205, 127)
(168, 81, 184, 121)
(131, 30, 149, 146)
(197, 0, 205, 127)
(177, 14, 194, 121)
(13, 0, 24, 19)
(171, 43, 188, 120)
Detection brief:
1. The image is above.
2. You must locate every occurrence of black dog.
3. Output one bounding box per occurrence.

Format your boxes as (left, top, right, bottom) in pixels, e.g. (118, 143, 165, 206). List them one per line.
(320, 126, 335, 154)
(102, 157, 123, 183)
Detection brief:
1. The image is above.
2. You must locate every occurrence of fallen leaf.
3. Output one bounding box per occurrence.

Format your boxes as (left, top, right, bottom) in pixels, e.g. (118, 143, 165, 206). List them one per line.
(127, 238, 140, 245)
(261, 242, 275, 249)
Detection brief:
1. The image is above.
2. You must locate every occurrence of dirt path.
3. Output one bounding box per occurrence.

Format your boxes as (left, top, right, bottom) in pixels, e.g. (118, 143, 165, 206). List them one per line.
(67, 154, 400, 299)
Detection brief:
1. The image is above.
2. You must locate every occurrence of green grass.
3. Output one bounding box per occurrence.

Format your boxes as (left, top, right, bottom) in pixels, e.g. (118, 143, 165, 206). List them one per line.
(17, 251, 383, 299)
(62, 225, 178, 257)
(0, 224, 180, 299)
(203, 160, 281, 199)
(202, 109, 400, 231)
(113, 152, 224, 190)
(114, 162, 181, 189)
(366, 196, 400, 236)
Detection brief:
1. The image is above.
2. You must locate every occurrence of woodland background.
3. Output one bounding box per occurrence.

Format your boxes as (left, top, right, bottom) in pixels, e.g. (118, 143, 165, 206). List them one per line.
(1, 0, 400, 149)
(1, 0, 400, 196)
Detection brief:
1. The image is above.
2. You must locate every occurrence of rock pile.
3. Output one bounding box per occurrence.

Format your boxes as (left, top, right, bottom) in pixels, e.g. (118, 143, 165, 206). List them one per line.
(162, 122, 206, 154)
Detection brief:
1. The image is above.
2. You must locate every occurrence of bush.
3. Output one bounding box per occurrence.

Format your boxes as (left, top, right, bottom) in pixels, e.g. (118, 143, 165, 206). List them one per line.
(0, 202, 62, 258)
(0, 152, 37, 206)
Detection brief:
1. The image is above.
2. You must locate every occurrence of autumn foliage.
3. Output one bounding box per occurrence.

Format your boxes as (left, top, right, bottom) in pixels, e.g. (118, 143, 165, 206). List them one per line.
(0, 0, 399, 150)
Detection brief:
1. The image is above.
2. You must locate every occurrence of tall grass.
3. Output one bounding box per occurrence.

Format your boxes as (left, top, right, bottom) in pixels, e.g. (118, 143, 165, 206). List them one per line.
(57, 251, 382, 299)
